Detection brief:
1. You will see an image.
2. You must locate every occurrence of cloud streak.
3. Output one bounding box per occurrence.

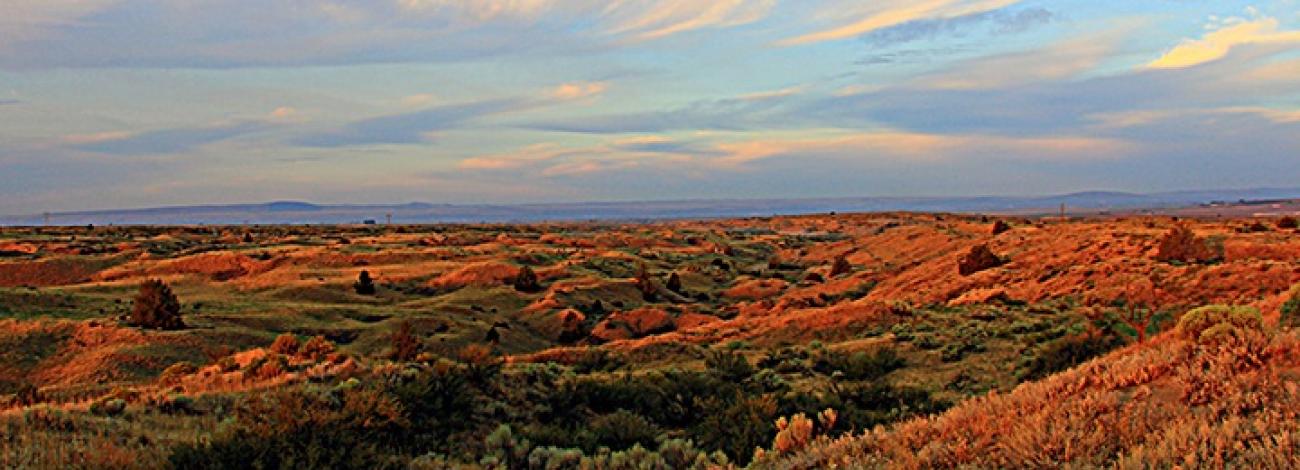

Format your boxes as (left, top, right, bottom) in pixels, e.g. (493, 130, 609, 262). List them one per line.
(778, 0, 1023, 46)
(1149, 17, 1300, 69)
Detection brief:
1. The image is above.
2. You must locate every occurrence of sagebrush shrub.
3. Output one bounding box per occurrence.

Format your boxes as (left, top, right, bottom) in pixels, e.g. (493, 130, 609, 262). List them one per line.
(1281, 286, 1300, 328)
(1176, 305, 1263, 345)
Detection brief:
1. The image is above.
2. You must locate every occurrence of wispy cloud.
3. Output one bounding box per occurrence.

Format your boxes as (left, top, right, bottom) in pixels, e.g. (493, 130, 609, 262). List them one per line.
(0, 0, 775, 69)
(711, 132, 1129, 167)
(527, 89, 796, 134)
(777, 0, 1023, 46)
(859, 6, 1053, 47)
(1149, 16, 1300, 69)
(67, 121, 272, 155)
(294, 98, 531, 148)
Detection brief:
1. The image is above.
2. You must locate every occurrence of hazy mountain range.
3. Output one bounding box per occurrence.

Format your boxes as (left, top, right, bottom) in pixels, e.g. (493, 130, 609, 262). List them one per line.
(5, 188, 1300, 226)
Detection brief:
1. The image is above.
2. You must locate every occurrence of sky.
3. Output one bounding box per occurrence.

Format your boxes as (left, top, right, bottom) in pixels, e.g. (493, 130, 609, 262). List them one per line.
(1, 1, 1299, 213)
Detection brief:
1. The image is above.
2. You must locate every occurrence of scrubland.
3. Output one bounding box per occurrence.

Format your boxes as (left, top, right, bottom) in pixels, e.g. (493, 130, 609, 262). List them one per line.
(2, 213, 1299, 468)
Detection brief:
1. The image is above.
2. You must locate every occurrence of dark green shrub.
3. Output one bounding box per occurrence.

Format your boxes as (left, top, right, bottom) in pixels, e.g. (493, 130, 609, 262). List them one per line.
(812, 348, 904, 381)
(1283, 289, 1300, 328)
(705, 350, 754, 382)
(167, 387, 407, 469)
(590, 410, 662, 451)
(1017, 332, 1123, 381)
(353, 270, 376, 295)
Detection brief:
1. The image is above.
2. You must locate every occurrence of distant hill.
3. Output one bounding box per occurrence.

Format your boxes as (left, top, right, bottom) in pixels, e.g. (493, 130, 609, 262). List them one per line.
(4, 187, 1300, 225)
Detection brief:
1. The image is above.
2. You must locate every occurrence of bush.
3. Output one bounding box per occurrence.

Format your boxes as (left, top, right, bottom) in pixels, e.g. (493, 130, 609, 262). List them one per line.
(1278, 216, 1298, 230)
(354, 270, 376, 295)
(89, 397, 127, 417)
(269, 333, 301, 356)
(590, 410, 662, 451)
(1155, 225, 1220, 263)
(159, 362, 198, 385)
(12, 383, 42, 406)
(1282, 287, 1300, 328)
(1017, 332, 1124, 381)
(705, 349, 754, 382)
(1177, 305, 1264, 345)
(390, 321, 421, 361)
(813, 348, 905, 381)
(512, 266, 541, 293)
(167, 387, 407, 469)
(298, 335, 336, 362)
(129, 279, 185, 330)
(666, 272, 683, 293)
(830, 256, 853, 278)
(991, 220, 1012, 235)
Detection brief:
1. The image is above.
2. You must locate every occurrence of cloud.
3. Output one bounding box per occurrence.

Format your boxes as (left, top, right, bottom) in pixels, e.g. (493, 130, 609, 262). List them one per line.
(550, 81, 608, 100)
(1149, 17, 1300, 69)
(67, 121, 271, 155)
(777, 0, 1022, 46)
(455, 137, 700, 177)
(295, 98, 531, 147)
(0, 0, 774, 68)
(859, 6, 1053, 47)
(401, 94, 438, 107)
(599, 0, 775, 40)
(0, 0, 117, 52)
(527, 90, 796, 134)
(711, 131, 1129, 167)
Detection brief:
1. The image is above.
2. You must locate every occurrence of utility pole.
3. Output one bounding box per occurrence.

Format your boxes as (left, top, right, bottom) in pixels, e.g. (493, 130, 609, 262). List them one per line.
(386, 213, 393, 225)
(1059, 203, 1066, 219)
(43, 212, 50, 226)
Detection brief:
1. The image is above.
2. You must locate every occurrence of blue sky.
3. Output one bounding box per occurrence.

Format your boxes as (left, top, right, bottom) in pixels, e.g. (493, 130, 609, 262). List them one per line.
(1, 0, 1298, 213)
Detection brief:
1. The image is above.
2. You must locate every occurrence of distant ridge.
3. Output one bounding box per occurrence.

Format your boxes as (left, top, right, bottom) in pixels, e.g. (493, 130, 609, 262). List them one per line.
(5, 187, 1300, 226)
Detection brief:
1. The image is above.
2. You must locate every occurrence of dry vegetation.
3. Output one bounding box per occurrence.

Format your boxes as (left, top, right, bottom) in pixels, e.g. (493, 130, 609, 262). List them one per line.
(0, 213, 1297, 468)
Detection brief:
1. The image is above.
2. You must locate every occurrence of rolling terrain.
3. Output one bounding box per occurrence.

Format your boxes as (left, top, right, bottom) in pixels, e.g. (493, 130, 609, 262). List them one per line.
(1, 212, 1298, 468)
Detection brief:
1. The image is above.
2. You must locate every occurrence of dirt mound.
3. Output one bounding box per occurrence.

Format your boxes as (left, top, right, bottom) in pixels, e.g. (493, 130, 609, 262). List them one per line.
(590, 307, 675, 343)
(723, 278, 789, 300)
(427, 261, 520, 290)
(0, 257, 122, 287)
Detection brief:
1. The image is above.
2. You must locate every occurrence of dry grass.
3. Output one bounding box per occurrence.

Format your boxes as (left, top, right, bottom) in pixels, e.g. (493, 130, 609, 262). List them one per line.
(761, 318, 1300, 469)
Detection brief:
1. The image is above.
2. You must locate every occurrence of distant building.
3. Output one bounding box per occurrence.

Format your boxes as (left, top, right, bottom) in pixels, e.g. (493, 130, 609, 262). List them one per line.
(363, 219, 377, 225)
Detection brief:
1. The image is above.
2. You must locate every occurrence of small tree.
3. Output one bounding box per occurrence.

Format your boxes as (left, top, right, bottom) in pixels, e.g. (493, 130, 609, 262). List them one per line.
(1154, 225, 1218, 263)
(353, 270, 376, 295)
(1278, 216, 1298, 230)
(829, 255, 853, 278)
(130, 279, 185, 330)
(991, 220, 1012, 235)
(666, 272, 683, 293)
(390, 321, 421, 361)
(1087, 275, 1171, 343)
(636, 263, 658, 301)
(512, 266, 541, 293)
